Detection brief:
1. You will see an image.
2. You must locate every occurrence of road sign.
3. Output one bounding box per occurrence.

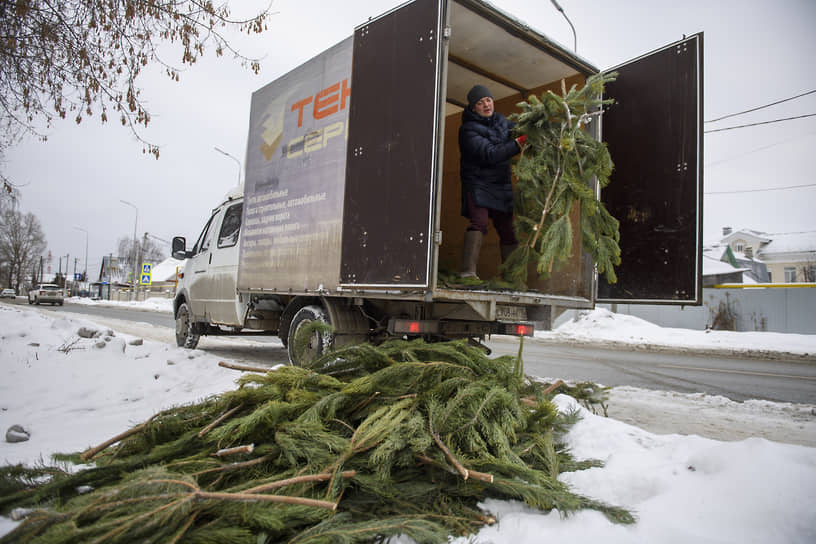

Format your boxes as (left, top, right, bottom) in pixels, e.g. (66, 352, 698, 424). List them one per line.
(74, 273, 82, 281)
(140, 263, 152, 286)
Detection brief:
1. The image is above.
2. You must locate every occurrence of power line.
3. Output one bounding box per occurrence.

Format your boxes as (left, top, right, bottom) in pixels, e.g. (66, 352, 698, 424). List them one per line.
(705, 131, 816, 168)
(704, 113, 816, 133)
(705, 183, 816, 195)
(706, 89, 816, 123)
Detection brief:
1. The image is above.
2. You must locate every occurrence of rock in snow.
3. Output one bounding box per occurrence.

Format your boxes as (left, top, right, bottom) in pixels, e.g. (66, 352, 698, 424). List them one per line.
(5, 425, 30, 443)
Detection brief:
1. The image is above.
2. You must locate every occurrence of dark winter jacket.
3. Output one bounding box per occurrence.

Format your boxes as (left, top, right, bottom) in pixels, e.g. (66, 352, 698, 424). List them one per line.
(459, 108, 520, 215)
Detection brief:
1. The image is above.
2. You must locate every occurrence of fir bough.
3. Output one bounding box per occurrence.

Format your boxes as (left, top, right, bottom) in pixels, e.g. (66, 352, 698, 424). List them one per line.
(503, 72, 622, 288)
(0, 339, 634, 543)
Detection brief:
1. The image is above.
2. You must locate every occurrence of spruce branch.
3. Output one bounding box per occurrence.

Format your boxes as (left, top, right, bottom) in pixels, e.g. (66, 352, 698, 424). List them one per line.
(191, 455, 273, 477)
(80, 412, 159, 460)
(214, 444, 255, 458)
(243, 470, 356, 495)
(503, 71, 620, 288)
(198, 402, 244, 437)
(218, 361, 273, 373)
(194, 490, 338, 511)
(431, 425, 469, 481)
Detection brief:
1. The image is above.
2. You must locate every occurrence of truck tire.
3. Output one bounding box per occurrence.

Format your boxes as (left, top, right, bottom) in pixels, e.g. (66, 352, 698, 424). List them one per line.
(287, 305, 330, 366)
(175, 302, 200, 349)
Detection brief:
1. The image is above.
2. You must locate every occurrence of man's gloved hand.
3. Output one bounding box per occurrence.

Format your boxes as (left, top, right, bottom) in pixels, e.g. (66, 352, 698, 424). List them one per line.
(515, 134, 527, 148)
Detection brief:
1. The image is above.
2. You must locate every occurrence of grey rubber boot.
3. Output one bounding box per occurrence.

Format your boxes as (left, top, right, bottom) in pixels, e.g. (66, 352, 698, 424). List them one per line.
(460, 230, 483, 278)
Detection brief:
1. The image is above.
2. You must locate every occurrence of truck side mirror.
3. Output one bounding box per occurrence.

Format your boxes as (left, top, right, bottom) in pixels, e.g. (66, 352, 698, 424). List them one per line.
(172, 236, 190, 260)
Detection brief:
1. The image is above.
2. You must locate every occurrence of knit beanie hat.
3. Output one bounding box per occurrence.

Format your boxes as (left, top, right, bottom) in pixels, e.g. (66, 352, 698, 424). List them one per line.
(467, 84, 492, 109)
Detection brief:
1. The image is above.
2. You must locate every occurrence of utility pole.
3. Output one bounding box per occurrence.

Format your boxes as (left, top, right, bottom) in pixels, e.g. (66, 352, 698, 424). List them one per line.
(120, 200, 139, 301)
(74, 226, 88, 287)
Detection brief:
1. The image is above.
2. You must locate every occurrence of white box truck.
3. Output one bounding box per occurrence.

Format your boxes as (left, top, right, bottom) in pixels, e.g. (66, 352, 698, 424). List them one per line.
(172, 0, 703, 364)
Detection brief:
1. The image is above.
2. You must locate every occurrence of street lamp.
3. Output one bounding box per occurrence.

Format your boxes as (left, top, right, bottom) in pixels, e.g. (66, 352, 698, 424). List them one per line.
(214, 146, 242, 186)
(550, 0, 577, 52)
(119, 200, 139, 301)
(73, 226, 88, 291)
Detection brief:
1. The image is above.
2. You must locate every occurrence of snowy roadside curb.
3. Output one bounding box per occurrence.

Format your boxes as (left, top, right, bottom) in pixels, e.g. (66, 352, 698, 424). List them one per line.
(528, 334, 816, 363)
(531, 308, 816, 362)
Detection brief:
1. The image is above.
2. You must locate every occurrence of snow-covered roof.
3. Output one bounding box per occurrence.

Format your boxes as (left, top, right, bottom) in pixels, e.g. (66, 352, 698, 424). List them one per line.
(703, 245, 727, 259)
(731, 250, 762, 263)
(702, 254, 748, 276)
(759, 231, 816, 255)
(722, 228, 771, 245)
(151, 257, 185, 282)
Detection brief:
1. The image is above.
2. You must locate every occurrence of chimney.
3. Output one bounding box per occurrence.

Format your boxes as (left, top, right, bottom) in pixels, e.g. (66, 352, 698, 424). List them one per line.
(722, 227, 732, 237)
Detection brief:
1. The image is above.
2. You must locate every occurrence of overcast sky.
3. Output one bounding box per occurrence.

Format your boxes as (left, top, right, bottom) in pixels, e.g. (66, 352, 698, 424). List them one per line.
(4, 0, 815, 279)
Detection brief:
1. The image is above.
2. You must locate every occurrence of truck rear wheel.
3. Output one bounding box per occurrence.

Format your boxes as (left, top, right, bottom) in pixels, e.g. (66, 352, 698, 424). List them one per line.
(175, 302, 200, 349)
(287, 305, 331, 366)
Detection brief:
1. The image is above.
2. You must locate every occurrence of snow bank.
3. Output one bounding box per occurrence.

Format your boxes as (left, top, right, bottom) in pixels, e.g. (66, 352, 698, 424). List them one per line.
(69, 295, 174, 313)
(0, 305, 238, 467)
(540, 308, 816, 357)
(451, 396, 816, 544)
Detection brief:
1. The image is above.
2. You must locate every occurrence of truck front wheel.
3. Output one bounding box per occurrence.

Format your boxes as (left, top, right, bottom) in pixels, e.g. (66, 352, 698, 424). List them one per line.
(175, 302, 200, 349)
(287, 305, 331, 366)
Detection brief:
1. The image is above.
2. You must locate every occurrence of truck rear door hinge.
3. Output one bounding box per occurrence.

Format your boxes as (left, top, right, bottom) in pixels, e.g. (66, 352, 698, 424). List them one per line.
(443, 26, 451, 40)
(433, 231, 443, 245)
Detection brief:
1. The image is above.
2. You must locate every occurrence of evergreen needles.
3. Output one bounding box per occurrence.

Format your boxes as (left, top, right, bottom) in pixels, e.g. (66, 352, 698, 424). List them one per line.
(502, 72, 622, 288)
(0, 339, 634, 543)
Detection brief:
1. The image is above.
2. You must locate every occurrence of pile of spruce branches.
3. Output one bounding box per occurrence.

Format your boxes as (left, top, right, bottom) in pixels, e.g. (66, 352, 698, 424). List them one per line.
(0, 337, 633, 543)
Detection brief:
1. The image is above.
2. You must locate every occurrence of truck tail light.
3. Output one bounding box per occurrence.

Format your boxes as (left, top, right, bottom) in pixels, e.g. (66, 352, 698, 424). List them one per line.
(389, 319, 439, 335)
(515, 324, 534, 336)
(498, 323, 534, 337)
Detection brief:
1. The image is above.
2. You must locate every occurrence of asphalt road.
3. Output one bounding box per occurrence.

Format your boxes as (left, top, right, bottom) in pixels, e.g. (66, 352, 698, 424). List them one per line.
(6, 297, 815, 404)
(488, 338, 816, 404)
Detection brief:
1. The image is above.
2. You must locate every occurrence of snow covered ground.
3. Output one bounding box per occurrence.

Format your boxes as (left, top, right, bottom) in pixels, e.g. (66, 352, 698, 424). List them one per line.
(1, 300, 815, 542)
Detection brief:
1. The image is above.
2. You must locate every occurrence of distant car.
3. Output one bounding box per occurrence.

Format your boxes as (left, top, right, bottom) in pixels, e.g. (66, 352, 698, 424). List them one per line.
(1, 288, 15, 299)
(28, 284, 64, 306)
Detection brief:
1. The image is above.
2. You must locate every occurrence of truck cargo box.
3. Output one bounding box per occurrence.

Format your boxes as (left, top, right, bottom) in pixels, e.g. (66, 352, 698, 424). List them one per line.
(238, 0, 703, 327)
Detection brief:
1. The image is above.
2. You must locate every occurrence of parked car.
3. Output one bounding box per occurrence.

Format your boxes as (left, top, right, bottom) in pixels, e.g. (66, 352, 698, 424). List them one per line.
(28, 284, 64, 305)
(1, 288, 16, 299)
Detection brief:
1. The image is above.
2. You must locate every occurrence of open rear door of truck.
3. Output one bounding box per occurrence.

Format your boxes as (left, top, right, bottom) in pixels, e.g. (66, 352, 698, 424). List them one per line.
(598, 34, 704, 305)
(340, 0, 443, 288)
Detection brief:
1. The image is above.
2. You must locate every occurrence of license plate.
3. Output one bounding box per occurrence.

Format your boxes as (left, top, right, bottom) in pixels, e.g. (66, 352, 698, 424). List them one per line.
(496, 305, 526, 321)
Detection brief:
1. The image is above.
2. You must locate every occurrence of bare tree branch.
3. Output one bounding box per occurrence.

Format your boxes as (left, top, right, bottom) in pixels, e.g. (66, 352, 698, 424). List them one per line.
(0, 1, 273, 159)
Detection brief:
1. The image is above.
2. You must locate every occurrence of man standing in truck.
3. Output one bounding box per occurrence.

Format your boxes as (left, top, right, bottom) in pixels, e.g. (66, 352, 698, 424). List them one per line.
(458, 84, 526, 279)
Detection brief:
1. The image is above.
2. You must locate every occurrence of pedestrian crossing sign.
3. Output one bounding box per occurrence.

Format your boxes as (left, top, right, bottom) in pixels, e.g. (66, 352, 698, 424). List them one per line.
(140, 263, 152, 285)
